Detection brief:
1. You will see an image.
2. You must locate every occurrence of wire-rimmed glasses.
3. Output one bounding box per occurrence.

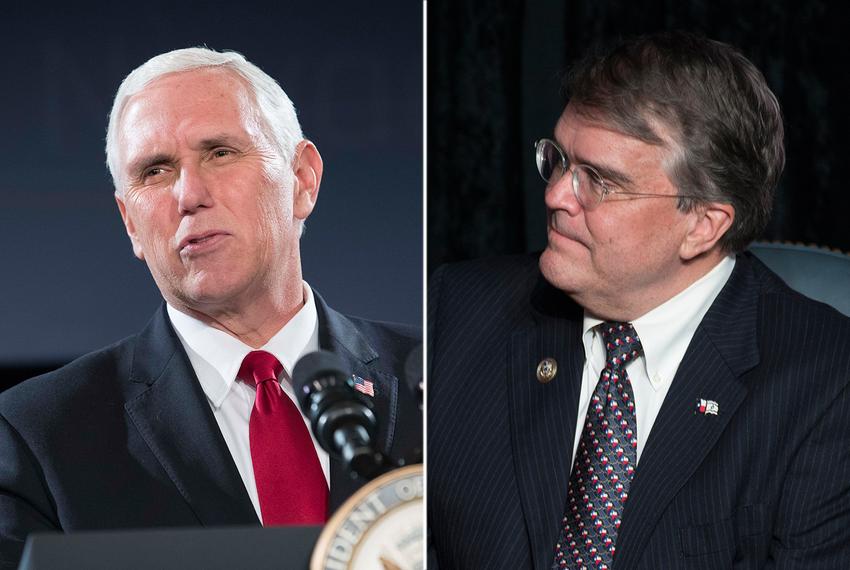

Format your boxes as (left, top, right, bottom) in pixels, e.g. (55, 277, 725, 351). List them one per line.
(534, 138, 699, 210)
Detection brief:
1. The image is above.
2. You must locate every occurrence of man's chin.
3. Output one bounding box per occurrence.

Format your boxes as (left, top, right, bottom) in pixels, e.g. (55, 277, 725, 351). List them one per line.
(539, 246, 584, 295)
(170, 273, 249, 312)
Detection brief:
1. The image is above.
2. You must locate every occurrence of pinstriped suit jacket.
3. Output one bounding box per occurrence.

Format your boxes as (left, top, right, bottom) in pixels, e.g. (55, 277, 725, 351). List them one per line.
(428, 253, 850, 569)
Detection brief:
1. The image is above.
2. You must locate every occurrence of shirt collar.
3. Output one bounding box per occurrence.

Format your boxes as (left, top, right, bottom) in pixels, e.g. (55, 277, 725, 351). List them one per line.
(582, 256, 735, 389)
(166, 282, 320, 408)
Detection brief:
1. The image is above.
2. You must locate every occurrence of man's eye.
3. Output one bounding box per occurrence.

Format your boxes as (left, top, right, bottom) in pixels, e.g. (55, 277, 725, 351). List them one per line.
(213, 149, 233, 158)
(143, 167, 165, 179)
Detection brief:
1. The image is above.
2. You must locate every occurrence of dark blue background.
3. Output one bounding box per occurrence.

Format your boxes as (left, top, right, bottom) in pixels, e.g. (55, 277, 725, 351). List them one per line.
(0, 2, 422, 369)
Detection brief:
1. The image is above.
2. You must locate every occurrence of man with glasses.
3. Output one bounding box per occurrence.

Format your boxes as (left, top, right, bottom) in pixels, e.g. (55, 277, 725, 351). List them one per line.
(429, 31, 850, 568)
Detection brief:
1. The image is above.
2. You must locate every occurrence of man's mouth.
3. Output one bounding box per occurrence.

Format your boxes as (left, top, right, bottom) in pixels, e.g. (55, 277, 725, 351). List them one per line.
(548, 211, 587, 248)
(178, 231, 229, 253)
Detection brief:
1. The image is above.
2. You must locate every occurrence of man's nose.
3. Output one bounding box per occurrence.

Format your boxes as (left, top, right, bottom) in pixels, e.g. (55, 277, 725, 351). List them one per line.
(174, 163, 213, 214)
(544, 170, 582, 216)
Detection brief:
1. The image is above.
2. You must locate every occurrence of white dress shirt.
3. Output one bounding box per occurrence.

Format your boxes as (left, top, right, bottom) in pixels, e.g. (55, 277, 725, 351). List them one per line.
(573, 256, 736, 466)
(166, 283, 330, 521)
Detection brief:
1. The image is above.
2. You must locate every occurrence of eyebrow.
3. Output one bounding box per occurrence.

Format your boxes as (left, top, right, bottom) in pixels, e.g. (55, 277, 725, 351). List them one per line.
(125, 134, 249, 178)
(197, 134, 247, 150)
(550, 134, 636, 188)
(571, 151, 635, 188)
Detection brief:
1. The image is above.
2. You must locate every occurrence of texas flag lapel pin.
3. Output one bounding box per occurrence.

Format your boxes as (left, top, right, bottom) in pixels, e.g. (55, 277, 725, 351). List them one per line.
(352, 374, 375, 397)
(695, 398, 719, 416)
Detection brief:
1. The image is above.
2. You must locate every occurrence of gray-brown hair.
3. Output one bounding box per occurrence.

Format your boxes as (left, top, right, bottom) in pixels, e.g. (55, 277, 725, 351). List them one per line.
(564, 31, 785, 253)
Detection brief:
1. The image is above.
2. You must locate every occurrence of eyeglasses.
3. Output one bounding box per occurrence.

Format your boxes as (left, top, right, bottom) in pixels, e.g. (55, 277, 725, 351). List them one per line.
(534, 138, 699, 211)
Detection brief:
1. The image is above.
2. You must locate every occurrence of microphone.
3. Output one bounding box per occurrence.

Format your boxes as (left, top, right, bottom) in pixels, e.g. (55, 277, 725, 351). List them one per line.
(292, 350, 389, 481)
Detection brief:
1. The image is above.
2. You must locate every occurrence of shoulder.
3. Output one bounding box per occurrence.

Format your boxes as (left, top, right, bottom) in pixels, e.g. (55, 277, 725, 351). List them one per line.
(343, 314, 420, 368)
(342, 315, 419, 345)
(428, 254, 559, 375)
(313, 290, 420, 376)
(735, 253, 850, 404)
(743, 252, 850, 333)
(429, 253, 541, 314)
(430, 253, 540, 290)
(0, 335, 136, 424)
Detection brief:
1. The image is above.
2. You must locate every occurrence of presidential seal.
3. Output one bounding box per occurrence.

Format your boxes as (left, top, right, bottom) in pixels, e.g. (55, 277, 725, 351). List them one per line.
(310, 464, 423, 570)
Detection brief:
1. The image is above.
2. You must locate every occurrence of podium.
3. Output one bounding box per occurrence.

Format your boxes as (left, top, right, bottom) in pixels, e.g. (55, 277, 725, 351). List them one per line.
(18, 525, 322, 570)
(17, 465, 424, 569)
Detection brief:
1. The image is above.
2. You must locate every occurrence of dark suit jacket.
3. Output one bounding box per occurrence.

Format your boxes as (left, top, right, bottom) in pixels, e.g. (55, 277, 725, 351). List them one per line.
(428, 253, 850, 569)
(0, 292, 421, 569)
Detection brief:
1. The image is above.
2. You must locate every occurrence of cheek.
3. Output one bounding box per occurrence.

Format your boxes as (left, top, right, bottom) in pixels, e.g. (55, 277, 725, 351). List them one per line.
(250, 188, 293, 251)
(125, 197, 155, 238)
(585, 207, 670, 267)
(257, 177, 295, 228)
(128, 193, 178, 251)
(627, 208, 688, 264)
(585, 215, 622, 251)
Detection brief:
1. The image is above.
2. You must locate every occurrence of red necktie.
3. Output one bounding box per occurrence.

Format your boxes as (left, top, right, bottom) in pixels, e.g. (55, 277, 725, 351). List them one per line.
(237, 350, 328, 525)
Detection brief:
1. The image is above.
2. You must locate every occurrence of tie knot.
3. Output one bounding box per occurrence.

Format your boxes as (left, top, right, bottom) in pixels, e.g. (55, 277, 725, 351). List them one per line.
(600, 322, 643, 370)
(237, 350, 283, 387)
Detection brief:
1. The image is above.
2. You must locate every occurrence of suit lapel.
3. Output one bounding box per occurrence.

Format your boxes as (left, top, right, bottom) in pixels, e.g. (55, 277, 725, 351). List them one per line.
(313, 291, 402, 512)
(507, 276, 586, 569)
(614, 257, 760, 568)
(124, 306, 259, 526)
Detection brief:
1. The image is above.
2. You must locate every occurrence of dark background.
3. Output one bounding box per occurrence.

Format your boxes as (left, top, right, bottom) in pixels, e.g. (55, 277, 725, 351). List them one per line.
(0, 2, 422, 390)
(428, 0, 850, 273)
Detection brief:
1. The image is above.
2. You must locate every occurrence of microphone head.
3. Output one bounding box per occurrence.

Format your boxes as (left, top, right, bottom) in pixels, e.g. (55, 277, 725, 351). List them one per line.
(292, 349, 381, 474)
(292, 350, 350, 413)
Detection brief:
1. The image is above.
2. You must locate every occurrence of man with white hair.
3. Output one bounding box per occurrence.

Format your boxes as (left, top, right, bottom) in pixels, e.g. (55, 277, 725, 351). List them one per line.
(0, 48, 421, 568)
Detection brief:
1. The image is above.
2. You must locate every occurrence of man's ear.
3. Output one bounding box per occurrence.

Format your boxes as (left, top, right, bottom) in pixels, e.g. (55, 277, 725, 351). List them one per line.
(680, 202, 735, 260)
(115, 193, 145, 260)
(292, 140, 323, 221)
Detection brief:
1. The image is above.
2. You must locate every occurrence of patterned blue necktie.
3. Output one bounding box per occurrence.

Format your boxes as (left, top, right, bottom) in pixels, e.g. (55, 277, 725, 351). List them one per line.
(552, 322, 643, 570)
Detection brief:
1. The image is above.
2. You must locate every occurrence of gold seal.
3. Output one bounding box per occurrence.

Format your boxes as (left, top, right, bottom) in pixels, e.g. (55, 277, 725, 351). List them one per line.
(536, 358, 557, 383)
(311, 464, 423, 570)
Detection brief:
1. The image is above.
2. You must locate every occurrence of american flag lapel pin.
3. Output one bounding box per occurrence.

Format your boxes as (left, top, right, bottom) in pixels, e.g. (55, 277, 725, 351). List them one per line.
(695, 398, 719, 416)
(352, 374, 375, 397)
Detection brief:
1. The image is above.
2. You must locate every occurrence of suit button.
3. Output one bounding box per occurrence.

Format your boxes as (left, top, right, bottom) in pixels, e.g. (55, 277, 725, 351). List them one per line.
(537, 357, 557, 383)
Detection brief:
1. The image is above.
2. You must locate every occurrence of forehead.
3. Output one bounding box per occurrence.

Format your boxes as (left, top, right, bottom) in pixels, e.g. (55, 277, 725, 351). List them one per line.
(117, 69, 259, 164)
(555, 104, 671, 173)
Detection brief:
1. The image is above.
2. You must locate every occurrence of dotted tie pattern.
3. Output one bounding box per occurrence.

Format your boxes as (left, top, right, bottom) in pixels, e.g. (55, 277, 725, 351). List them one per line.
(552, 322, 643, 570)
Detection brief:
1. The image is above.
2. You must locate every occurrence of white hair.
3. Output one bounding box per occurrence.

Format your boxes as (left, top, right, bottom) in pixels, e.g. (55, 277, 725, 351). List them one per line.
(105, 47, 303, 193)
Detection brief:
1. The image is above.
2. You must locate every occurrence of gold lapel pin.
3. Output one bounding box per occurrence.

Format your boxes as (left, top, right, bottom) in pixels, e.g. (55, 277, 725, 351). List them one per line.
(536, 357, 557, 383)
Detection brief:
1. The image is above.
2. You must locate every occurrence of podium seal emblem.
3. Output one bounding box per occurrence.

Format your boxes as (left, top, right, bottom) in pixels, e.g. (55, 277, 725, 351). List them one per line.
(310, 464, 423, 570)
